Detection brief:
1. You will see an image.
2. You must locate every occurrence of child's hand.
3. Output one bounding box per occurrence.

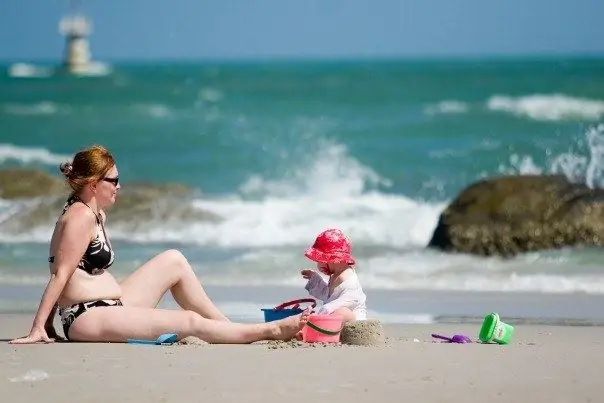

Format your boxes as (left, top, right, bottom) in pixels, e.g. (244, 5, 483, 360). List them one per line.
(301, 269, 315, 279)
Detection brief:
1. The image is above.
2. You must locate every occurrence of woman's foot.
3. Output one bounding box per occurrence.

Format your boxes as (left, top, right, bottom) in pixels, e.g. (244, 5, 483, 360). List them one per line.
(271, 308, 310, 341)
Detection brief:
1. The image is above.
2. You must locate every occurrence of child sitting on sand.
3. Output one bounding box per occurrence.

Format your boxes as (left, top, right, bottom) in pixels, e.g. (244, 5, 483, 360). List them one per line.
(301, 228, 367, 323)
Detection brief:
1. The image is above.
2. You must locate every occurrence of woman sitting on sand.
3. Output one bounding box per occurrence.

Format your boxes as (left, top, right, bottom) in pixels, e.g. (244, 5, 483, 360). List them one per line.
(10, 145, 308, 345)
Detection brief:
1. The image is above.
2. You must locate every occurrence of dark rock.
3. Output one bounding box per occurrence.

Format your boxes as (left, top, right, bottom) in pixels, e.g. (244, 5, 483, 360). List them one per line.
(427, 175, 604, 257)
(0, 169, 66, 199)
(0, 169, 221, 231)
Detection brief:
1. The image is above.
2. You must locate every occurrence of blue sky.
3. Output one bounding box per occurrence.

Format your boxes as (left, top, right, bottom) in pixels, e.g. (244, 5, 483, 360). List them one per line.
(1, 0, 603, 61)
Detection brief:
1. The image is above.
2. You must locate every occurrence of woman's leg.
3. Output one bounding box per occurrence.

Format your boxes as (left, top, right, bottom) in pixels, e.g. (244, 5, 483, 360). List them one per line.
(69, 306, 310, 344)
(119, 249, 228, 321)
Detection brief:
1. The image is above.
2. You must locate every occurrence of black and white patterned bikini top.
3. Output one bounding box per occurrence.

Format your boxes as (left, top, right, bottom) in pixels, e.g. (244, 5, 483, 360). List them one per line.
(48, 195, 115, 275)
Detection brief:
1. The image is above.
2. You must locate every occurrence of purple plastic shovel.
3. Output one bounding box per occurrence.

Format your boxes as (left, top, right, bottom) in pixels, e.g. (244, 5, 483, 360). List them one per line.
(431, 333, 473, 343)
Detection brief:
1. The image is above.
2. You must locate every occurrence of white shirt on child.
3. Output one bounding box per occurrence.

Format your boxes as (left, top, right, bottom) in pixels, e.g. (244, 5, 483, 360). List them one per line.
(305, 269, 367, 321)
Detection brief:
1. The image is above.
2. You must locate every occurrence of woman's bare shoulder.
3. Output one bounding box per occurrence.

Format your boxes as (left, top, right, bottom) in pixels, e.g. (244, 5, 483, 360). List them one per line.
(59, 203, 97, 230)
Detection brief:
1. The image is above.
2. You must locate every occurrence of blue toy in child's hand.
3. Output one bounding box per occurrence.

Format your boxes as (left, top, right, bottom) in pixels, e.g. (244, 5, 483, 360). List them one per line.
(127, 333, 178, 345)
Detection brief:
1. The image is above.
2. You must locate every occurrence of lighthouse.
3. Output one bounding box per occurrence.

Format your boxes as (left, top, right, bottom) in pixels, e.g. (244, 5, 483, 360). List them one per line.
(7, 0, 109, 78)
(58, 0, 108, 75)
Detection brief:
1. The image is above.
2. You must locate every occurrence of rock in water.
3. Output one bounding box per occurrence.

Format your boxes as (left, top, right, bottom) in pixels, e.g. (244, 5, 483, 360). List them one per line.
(0, 169, 221, 232)
(0, 169, 65, 199)
(340, 320, 384, 346)
(427, 174, 604, 257)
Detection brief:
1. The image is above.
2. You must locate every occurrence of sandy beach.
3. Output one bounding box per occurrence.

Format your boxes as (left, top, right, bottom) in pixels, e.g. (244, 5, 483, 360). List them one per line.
(1, 314, 600, 403)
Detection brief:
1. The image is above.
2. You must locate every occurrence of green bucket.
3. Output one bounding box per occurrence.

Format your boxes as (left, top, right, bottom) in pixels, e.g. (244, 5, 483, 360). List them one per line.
(478, 313, 514, 344)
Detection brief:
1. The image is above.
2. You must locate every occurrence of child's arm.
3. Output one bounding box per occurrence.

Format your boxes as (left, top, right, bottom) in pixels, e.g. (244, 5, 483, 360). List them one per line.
(304, 271, 330, 301)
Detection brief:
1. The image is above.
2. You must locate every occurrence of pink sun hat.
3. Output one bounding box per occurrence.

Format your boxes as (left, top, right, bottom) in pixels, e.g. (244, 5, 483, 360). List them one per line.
(304, 228, 356, 265)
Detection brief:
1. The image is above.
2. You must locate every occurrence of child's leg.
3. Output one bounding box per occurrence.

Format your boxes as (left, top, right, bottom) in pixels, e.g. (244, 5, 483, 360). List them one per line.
(332, 307, 356, 324)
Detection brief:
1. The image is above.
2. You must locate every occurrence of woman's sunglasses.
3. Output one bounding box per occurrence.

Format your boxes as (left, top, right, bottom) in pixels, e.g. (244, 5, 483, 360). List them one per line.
(102, 176, 119, 186)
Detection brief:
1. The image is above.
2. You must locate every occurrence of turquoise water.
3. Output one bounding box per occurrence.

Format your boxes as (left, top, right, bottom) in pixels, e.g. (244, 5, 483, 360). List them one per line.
(2, 58, 604, 319)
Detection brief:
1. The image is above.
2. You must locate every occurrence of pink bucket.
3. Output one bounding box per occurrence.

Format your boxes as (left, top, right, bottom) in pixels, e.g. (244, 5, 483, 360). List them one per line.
(302, 314, 344, 343)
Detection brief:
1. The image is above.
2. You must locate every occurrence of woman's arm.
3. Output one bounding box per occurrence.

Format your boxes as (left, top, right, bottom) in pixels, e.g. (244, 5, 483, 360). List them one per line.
(44, 303, 65, 342)
(10, 210, 95, 344)
(44, 303, 57, 329)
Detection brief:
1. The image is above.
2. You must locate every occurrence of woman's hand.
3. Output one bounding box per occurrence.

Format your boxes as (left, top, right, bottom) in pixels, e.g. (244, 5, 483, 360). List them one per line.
(9, 327, 56, 344)
(301, 269, 315, 279)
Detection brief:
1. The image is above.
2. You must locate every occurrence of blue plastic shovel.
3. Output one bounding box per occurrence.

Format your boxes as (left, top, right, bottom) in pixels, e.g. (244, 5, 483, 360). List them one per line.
(127, 333, 178, 345)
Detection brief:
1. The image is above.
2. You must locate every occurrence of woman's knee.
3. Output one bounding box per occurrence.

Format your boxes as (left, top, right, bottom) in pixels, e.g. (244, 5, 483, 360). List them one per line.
(159, 249, 192, 272)
(160, 248, 186, 263)
(181, 310, 205, 334)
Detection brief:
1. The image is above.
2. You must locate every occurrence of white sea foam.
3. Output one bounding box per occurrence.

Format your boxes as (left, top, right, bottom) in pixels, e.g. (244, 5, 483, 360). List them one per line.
(487, 94, 604, 121)
(7, 63, 53, 78)
(0, 143, 70, 165)
(3, 102, 66, 116)
(425, 94, 604, 122)
(134, 103, 174, 118)
(424, 100, 468, 115)
(2, 128, 604, 294)
(499, 124, 604, 188)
